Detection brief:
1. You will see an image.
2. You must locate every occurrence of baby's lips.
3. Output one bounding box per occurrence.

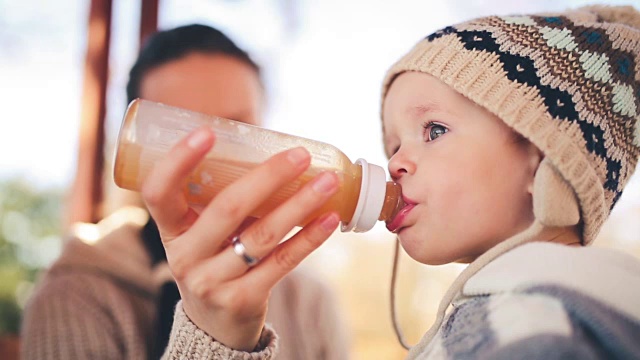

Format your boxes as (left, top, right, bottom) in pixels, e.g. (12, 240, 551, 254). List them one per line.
(386, 203, 416, 233)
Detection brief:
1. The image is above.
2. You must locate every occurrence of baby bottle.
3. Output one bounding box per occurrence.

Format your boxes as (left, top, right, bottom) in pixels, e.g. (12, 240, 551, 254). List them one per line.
(113, 99, 404, 232)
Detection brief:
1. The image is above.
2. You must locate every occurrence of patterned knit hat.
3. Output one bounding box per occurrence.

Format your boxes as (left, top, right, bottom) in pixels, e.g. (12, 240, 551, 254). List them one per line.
(382, 5, 640, 244)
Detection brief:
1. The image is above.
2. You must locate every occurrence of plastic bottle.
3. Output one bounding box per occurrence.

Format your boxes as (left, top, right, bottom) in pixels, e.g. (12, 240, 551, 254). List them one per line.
(113, 99, 404, 232)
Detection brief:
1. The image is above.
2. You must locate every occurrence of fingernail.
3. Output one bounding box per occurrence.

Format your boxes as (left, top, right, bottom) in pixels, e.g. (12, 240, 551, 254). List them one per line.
(287, 147, 309, 165)
(187, 128, 212, 149)
(312, 172, 337, 194)
(321, 213, 339, 232)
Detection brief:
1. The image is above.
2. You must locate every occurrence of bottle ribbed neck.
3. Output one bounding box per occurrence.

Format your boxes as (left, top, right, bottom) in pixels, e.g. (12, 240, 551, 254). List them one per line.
(341, 159, 394, 233)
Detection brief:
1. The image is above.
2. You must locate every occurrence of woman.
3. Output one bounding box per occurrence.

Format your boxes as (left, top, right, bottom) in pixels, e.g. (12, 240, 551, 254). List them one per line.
(21, 24, 349, 360)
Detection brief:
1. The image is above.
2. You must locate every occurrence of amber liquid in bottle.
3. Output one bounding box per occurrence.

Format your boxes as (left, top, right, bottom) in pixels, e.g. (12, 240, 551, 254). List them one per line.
(114, 100, 403, 231)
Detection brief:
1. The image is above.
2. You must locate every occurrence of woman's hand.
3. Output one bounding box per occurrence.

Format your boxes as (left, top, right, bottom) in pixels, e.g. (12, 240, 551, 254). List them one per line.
(142, 127, 340, 351)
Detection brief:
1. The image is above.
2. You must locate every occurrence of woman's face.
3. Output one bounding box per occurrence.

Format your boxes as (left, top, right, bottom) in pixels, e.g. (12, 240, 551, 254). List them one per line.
(140, 52, 263, 125)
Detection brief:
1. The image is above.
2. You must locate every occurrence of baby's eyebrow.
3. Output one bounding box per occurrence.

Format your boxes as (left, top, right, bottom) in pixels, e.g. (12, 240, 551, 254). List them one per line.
(410, 102, 446, 117)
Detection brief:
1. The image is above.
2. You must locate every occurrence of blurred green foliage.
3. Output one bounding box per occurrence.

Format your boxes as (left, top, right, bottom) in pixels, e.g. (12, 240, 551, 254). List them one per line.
(0, 178, 63, 335)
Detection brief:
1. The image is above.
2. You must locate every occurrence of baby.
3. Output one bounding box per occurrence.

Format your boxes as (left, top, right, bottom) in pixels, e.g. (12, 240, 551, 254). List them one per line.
(381, 5, 640, 358)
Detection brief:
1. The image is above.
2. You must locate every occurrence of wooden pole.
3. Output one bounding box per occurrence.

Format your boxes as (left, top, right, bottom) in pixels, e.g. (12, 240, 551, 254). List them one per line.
(140, 0, 159, 48)
(65, 0, 112, 228)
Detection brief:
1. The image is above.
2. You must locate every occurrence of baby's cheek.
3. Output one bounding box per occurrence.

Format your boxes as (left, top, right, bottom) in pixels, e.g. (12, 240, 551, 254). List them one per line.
(458, 190, 503, 233)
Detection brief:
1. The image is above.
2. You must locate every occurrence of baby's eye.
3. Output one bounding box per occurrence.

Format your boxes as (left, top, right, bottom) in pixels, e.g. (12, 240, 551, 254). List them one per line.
(423, 122, 449, 142)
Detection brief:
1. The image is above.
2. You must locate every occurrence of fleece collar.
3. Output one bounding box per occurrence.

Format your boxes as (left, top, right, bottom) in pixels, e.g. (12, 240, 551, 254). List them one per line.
(462, 242, 640, 323)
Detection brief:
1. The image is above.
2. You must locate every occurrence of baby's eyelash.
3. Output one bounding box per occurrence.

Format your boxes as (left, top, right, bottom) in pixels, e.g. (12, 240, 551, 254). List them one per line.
(422, 121, 436, 130)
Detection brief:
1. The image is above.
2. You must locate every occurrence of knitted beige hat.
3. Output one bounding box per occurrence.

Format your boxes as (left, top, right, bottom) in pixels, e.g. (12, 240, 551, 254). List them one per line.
(382, 5, 640, 245)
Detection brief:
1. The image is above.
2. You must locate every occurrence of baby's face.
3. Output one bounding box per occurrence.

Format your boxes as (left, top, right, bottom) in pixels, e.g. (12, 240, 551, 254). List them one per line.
(382, 72, 539, 264)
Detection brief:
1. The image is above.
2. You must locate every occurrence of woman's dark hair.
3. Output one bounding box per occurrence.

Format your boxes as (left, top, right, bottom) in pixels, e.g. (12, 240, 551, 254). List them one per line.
(130, 24, 261, 359)
(127, 23, 260, 104)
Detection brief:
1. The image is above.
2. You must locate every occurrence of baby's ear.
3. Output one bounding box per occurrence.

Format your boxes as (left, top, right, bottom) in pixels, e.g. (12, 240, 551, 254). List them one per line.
(532, 158, 580, 227)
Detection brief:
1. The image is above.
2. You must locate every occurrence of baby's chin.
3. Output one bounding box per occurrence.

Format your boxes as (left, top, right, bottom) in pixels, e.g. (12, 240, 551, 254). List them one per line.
(398, 231, 467, 265)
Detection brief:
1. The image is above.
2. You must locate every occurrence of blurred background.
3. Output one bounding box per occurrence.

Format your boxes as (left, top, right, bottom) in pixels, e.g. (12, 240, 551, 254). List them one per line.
(0, 0, 639, 359)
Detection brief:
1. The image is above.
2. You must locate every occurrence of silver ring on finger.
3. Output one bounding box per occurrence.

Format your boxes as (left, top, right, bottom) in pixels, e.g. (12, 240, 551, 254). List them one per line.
(231, 235, 260, 267)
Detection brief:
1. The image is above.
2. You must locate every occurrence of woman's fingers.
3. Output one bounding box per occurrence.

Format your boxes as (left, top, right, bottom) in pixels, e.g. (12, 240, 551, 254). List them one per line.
(142, 127, 215, 242)
(245, 212, 340, 292)
(178, 147, 312, 262)
(181, 212, 339, 314)
(185, 171, 339, 283)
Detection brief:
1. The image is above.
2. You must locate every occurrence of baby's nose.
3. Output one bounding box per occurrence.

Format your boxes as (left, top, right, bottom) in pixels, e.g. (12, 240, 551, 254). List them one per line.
(388, 150, 414, 181)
